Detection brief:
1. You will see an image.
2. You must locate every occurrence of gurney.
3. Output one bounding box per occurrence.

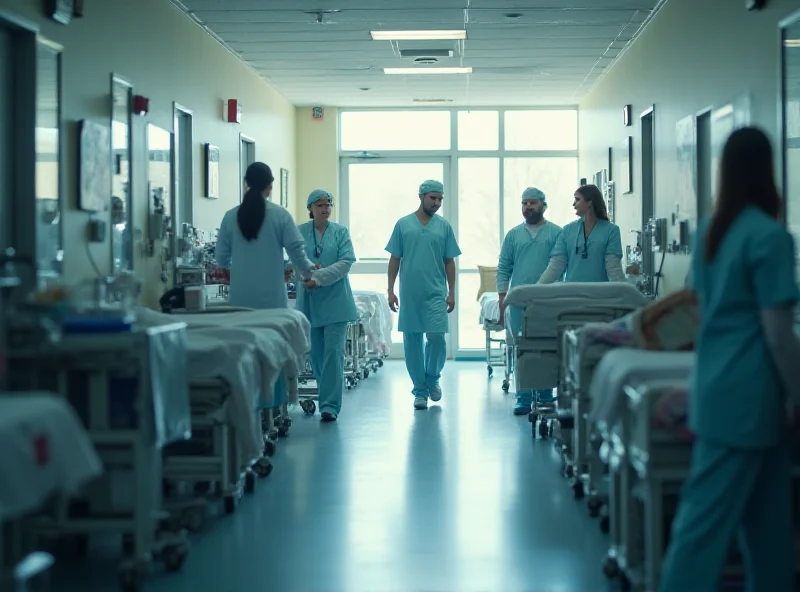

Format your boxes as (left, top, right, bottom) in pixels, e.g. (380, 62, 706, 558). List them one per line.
(479, 292, 512, 391)
(353, 290, 392, 368)
(504, 282, 648, 439)
(0, 393, 103, 591)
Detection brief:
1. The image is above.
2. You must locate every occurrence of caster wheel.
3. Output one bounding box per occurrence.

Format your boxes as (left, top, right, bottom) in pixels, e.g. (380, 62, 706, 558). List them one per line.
(162, 544, 188, 573)
(588, 496, 602, 517)
(278, 426, 288, 438)
(487, 365, 493, 377)
(538, 421, 550, 439)
(301, 400, 316, 415)
(619, 573, 632, 592)
(378, 359, 384, 367)
(364, 369, 370, 379)
(602, 556, 619, 579)
(182, 507, 205, 532)
(244, 471, 256, 493)
(253, 458, 273, 478)
(264, 439, 277, 457)
(573, 480, 585, 500)
(564, 465, 575, 479)
(599, 515, 610, 534)
(223, 495, 236, 515)
(118, 559, 147, 592)
(267, 429, 279, 442)
(501, 380, 510, 392)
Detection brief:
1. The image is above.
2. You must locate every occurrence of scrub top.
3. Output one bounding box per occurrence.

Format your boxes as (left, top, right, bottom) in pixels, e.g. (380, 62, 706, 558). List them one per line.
(295, 221, 359, 328)
(386, 213, 462, 334)
(550, 218, 623, 282)
(216, 201, 312, 310)
(690, 208, 799, 449)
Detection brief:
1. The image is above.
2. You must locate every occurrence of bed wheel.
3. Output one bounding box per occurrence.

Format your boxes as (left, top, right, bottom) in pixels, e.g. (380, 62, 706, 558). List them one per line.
(244, 471, 256, 493)
(267, 429, 279, 442)
(264, 439, 276, 457)
(223, 495, 236, 515)
(487, 365, 493, 377)
(118, 559, 148, 592)
(501, 380, 509, 392)
(300, 400, 316, 416)
(599, 515, 610, 534)
(572, 480, 585, 500)
(364, 369, 370, 379)
(588, 496, 602, 518)
(602, 556, 619, 579)
(538, 421, 550, 439)
(162, 543, 188, 573)
(378, 359, 384, 367)
(619, 573, 632, 592)
(278, 425, 288, 437)
(564, 464, 574, 479)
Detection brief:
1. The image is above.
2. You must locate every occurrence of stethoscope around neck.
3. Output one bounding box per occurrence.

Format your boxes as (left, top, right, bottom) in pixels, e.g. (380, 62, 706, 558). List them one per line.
(313, 223, 328, 258)
(575, 221, 589, 259)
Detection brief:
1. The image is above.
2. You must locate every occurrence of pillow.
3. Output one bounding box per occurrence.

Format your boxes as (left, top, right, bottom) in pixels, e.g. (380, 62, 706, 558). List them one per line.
(477, 265, 498, 302)
(630, 289, 699, 351)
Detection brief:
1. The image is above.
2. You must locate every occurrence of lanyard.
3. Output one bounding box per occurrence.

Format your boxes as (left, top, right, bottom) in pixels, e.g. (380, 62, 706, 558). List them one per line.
(313, 223, 329, 258)
(575, 221, 589, 259)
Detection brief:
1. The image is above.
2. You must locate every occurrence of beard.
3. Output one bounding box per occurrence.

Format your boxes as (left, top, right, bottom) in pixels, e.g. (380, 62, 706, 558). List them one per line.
(423, 206, 438, 217)
(524, 211, 543, 224)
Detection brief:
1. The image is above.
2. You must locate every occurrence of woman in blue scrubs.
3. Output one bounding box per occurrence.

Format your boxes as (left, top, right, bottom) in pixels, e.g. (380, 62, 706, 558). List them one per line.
(537, 184, 626, 284)
(659, 127, 800, 592)
(497, 187, 562, 414)
(216, 162, 319, 415)
(296, 190, 359, 422)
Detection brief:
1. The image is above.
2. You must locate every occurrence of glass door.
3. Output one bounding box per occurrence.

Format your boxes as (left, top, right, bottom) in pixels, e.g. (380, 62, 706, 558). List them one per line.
(340, 157, 451, 359)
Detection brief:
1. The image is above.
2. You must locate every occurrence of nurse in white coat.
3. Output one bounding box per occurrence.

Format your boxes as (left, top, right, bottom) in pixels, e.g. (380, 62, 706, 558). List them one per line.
(216, 162, 319, 408)
(296, 189, 359, 422)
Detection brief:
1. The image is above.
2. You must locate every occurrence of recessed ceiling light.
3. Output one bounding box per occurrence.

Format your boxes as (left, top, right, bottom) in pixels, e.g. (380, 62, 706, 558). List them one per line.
(785, 39, 800, 47)
(359, 87, 372, 91)
(384, 67, 471, 75)
(504, 13, 523, 19)
(413, 98, 454, 103)
(370, 30, 466, 41)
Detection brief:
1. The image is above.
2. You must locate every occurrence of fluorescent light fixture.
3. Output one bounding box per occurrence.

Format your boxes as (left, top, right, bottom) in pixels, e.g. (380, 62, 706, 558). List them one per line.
(370, 30, 466, 41)
(785, 39, 800, 48)
(384, 67, 472, 75)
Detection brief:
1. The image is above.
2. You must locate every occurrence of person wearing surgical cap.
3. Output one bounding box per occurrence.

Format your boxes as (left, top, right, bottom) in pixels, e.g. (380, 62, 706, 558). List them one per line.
(496, 187, 562, 415)
(296, 189, 358, 422)
(386, 180, 462, 410)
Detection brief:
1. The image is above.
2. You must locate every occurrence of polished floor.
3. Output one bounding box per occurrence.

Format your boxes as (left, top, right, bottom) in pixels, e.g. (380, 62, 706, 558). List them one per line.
(57, 361, 611, 592)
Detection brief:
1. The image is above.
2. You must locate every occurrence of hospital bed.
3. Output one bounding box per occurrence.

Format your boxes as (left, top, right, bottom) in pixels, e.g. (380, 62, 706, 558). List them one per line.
(0, 393, 103, 591)
(137, 307, 311, 515)
(5, 323, 193, 591)
(352, 290, 392, 373)
(503, 282, 648, 440)
(478, 292, 512, 392)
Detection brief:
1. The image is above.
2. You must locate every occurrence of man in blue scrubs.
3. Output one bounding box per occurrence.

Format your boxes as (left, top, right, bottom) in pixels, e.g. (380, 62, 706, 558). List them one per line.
(497, 187, 562, 414)
(537, 184, 625, 284)
(386, 180, 462, 410)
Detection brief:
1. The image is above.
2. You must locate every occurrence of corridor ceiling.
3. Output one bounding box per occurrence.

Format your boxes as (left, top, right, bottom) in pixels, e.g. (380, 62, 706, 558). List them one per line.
(173, 0, 665, 107)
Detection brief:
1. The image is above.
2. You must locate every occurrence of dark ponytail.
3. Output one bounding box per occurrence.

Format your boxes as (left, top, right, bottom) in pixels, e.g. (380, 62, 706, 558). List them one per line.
(238, 162, 274, 241)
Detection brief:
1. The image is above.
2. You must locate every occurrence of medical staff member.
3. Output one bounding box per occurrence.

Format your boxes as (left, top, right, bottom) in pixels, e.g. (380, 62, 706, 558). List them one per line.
(296, 189, 358, 423)
(386, 180, 462, 410)
(497, 187, 562, 415)
(660, 127, 800, 591)
(537, 184, 625, 284)
(216, 162, 319, 408)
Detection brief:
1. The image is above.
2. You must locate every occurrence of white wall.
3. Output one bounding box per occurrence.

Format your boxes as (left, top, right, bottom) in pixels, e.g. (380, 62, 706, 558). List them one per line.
(579, 0, 797, 294)
(295, 106, 339, 221)
(1, 0, 296, 307)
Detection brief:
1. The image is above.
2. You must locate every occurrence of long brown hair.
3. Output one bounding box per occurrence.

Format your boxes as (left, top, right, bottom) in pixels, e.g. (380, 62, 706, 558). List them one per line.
(575, 184, 610, 221)
(705, 127, 782, 260)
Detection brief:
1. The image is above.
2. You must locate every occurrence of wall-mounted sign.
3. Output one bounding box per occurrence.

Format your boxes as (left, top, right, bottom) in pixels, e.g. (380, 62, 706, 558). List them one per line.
(312, 106, 324, 121)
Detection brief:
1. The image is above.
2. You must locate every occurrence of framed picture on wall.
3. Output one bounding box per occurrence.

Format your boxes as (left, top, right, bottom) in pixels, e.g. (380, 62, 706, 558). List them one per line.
(78, 119, 111, 212)
(204, 143, 220, 199)
(280, 168, 289, 208)
(622, 135, 633, 194)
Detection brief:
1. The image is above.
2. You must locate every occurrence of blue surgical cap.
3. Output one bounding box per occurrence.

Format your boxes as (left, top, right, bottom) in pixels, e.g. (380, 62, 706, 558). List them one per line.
(521, 187, 546, 204)
(419, 180, 444, 196)
(307, 189, 333, 208)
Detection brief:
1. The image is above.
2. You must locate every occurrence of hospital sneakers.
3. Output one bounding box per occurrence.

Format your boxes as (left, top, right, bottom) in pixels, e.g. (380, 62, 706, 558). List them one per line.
(429, 384, 443, 402)
(414, 397, 428, 410)
(320, 411, 337, 422)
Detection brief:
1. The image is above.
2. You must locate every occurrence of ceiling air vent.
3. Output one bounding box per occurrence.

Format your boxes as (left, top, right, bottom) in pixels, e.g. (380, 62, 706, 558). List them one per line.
(400, 49, 454, 58)
(413, 57, 439, 65)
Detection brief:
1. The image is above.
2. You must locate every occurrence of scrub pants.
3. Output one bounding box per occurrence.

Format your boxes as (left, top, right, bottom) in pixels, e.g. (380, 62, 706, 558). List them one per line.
(403, 333, 446, 398)
(659, 439, 794, 592)
(309, 322, 348, 415)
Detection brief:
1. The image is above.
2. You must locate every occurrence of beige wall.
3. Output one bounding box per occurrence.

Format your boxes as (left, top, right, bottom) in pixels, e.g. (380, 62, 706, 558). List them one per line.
(579, 0, 796, 294)
(1, 0, 296, 307)
(295, 106, 339, 221)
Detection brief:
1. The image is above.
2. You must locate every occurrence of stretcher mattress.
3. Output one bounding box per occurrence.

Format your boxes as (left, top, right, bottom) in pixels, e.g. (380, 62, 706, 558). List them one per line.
(588, 348, 694, 432)
(566, 318, 636, 392)
(0, 393, 103, 521)
(505, 282, 648, 340)
(352, 291, 393, 355)
(479, 292, 501, 325)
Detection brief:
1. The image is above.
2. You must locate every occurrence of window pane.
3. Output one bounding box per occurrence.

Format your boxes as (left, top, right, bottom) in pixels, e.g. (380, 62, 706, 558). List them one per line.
(340, 111, 451, 151)
(348, 273, 403, 345)
(457, 273, 485, 350)
(347, 162, 445, 260)
(504, 110, 578, 151)
(458, 157, 500, 269)
(458, 111, 499, 151)
(503, 158, 579, 236)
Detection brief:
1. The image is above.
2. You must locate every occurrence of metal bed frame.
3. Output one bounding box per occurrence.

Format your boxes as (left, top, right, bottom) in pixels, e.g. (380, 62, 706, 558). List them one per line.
(483, 320, 512, 392)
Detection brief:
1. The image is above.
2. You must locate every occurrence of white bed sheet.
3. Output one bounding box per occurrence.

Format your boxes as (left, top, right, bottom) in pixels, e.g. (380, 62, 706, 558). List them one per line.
(480, 292, 501, 324)
(0, 393, 103, 521)
(352, 291, 393, 354)
(588, 348, 694, 431)
(505, 282, 647, 339)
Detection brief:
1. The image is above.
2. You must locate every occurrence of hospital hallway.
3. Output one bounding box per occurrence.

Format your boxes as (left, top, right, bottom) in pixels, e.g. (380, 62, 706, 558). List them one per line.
(54, 361, 611, 592)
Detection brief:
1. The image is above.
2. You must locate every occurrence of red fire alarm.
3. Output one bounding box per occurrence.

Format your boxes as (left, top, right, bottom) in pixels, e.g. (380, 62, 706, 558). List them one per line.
(227, 99, 242, 124)
(133, 95, 149, 116)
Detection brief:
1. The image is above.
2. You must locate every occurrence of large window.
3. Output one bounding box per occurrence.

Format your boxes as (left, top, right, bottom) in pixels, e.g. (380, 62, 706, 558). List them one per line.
(339, 108, 578, 356)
